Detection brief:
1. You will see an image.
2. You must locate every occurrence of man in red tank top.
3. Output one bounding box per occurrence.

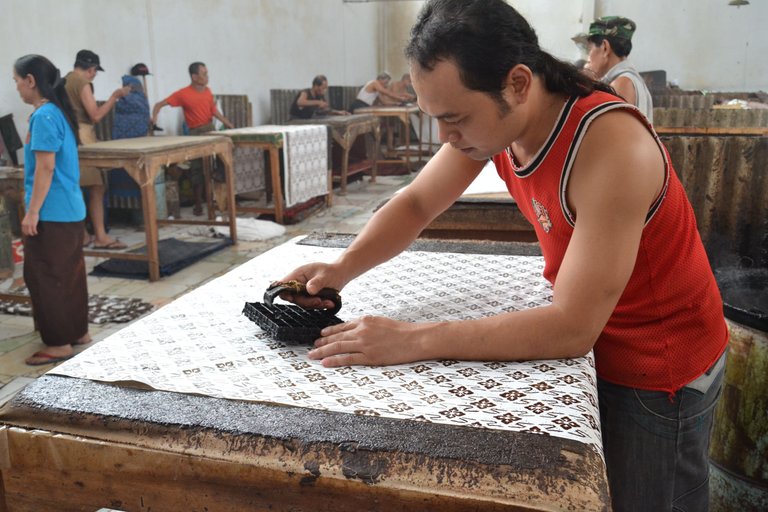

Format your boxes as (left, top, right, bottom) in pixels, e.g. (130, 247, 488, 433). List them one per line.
(279, 2, 727, 510)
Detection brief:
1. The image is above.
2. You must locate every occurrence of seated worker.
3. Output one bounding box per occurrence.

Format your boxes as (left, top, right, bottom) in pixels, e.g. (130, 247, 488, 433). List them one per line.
(151, 62, 234, 216)
(289, 75, 349, 119)
(378, 73, 417, 106)
(64, 49, 132, 249)
(584, 16, 653, 123)
(349, 72, 413, 111)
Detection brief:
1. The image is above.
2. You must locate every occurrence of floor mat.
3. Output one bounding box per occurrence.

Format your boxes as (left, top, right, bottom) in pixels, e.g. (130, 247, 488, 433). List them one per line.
(0, 289, 153, 324)
(90, 237, 233, 279)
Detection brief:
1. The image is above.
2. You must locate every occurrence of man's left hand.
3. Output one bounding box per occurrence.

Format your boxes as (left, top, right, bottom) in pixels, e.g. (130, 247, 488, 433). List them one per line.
(308, 316, 424, 367)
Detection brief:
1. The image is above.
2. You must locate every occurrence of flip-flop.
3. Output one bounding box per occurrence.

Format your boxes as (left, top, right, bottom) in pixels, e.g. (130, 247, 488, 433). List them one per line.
(93, 239, 127, 250)
(25, 351, 74, 366)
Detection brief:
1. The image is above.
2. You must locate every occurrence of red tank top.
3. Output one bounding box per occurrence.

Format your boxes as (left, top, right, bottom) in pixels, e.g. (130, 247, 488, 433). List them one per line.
(492, 92, 728, 393)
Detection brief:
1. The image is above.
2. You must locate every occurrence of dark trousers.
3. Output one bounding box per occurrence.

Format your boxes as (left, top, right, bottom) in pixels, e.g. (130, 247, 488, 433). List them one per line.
(188, 123, 216, 185)
(598, 356, 725, 512)
(23, 220, 88, 346)
(349, 99, 371, 112)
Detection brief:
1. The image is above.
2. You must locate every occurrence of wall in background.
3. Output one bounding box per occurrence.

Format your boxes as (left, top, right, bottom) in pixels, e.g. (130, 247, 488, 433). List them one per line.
(594, 0, 767, 91)
(2, 0, 766, 164)
(381, 0, 767, 92)
(0, 0, 381, 153)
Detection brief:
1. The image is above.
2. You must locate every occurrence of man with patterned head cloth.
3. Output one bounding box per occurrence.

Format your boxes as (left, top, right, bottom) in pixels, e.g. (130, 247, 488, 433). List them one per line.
(585, 16, 654, 123)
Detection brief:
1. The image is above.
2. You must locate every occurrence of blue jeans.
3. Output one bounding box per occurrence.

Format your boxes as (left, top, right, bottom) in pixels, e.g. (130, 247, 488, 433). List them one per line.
(598, 354, 725, 512)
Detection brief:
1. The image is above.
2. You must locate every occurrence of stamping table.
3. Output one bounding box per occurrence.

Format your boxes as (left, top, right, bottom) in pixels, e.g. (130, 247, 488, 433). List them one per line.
(0, 235, 610, 511)
(77, 136, 237, 281)
(288, 114, 381, 195)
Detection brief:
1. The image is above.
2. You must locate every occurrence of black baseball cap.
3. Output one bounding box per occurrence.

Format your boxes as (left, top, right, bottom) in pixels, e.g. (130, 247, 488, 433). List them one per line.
(75, 49, 104, 71)
(130, 63, 151, 76)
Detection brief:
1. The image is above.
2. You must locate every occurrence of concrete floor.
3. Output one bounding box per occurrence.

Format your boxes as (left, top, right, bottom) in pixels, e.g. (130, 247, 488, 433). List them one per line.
(0, 174, 414, 406)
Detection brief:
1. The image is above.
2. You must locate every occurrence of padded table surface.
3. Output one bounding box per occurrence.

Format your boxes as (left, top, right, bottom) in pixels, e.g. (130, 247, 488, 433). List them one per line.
(0, 235, 609, 511)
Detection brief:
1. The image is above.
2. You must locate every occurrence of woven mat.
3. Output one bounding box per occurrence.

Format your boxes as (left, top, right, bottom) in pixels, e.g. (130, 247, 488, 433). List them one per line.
(90, 237, 233, 279)
(0, 288, 154, 324)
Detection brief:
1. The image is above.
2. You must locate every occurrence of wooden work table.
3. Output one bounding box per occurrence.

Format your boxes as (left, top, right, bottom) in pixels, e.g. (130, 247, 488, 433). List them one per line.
(77, 136, 237, 281)
(288, 114, 381, 195)
(421, 192, 537, 243)
(353, 104, 423, 170)
(0, 235, 610, 511)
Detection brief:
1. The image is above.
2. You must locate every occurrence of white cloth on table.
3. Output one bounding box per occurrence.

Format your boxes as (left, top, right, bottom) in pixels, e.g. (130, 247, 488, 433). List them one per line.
(282, 125, 327, 206)
(225, 125, 328, 207)
(233, 146, 265, 195)
(51, 236, 603, 457)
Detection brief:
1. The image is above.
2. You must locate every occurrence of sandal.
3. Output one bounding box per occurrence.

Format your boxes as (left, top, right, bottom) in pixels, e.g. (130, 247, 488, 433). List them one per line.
(25, 351, 74, 366)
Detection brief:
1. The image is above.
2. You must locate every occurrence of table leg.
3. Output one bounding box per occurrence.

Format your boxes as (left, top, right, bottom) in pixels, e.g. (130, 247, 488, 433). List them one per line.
(140, 166, 161, 282)
(268, 146, 284, 224)
(418, 111, 424, 166)
(202, 157, 215, 221)
(372, 123, 381, 183)
(429, 114, 435, 155)
(404, 114, 411, 171)
(339, 132, 351, 196)
(220, 150, 237, 243)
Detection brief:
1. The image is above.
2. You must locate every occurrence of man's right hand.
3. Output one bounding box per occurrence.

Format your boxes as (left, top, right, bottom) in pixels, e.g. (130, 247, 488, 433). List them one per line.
(277, 262, 348, 310)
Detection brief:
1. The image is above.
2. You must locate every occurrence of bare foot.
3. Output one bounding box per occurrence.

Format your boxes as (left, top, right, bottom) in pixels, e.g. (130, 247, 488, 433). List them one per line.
(92, 238, 127, 250)
(76, 333, 92, 345)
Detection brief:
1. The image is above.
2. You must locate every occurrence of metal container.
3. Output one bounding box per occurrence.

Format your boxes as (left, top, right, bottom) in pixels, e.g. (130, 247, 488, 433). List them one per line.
(709, 268, 768, 511)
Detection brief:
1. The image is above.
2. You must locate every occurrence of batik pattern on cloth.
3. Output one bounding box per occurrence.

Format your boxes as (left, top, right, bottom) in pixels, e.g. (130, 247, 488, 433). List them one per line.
(281, 125, 327, 206)
(233, 146, 265, 195)
(0, 287, 154, 324)
(51, 238, 603, 456)
(219, 125, 327, 207)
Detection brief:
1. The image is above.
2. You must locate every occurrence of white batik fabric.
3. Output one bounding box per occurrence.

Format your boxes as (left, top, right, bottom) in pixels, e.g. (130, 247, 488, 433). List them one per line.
(51, 237, 603, 456)
(281, 125, 328, 207)
(220, 125, 327, 206)
(233, 146, 265, 195)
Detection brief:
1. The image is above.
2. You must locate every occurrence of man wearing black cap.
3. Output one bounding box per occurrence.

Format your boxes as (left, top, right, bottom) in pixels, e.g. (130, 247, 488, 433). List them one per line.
(64, 49, 132, 249)
(584, 16, 654, 123)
